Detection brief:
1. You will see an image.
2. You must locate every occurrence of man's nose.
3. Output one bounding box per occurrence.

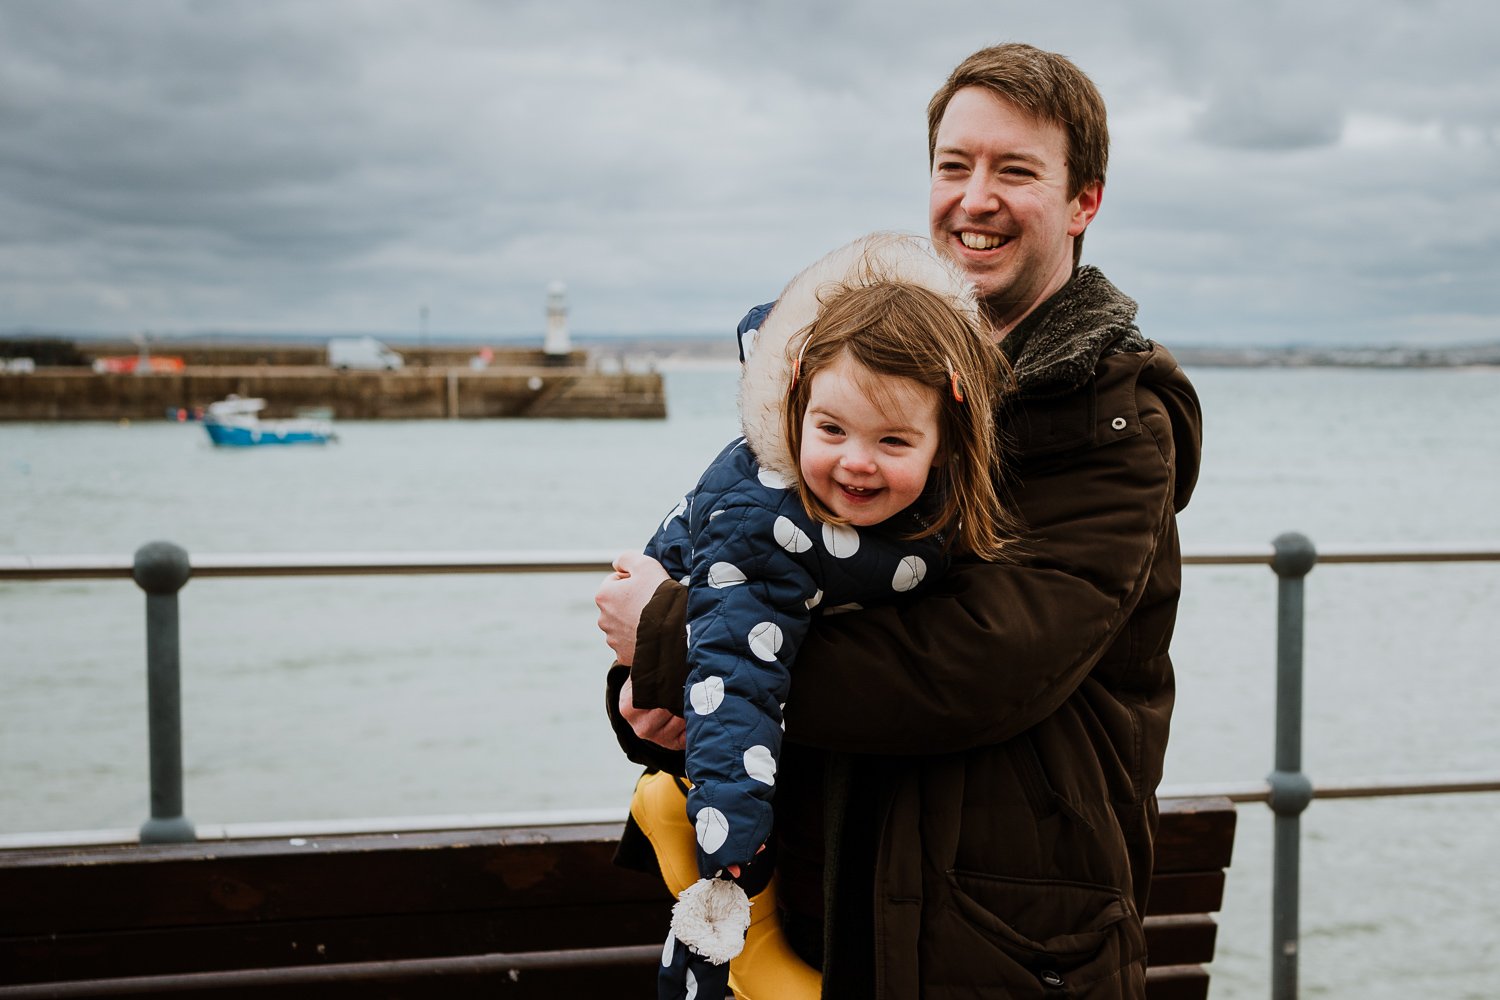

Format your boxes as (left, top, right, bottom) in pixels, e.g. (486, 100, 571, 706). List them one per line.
(960, 173, 1000, 217)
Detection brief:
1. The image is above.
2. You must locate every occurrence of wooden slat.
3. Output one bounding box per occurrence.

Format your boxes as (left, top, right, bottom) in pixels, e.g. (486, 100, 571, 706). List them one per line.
(1, 899, 670, 986)
(1143, 913, 1218, 967)
(4, 958, 1212, 1000)
(1153, 797, 1237, 873)
(1144, 871, 1226, 917)
(0, 947, 664, 999)
(1145, 964, 1209, 1000)
(1, 824, 662, 934)
(4, 801, 1234, 932)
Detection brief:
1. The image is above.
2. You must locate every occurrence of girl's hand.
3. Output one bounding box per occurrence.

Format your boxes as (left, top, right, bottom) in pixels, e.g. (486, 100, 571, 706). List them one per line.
(726, 842, 768, 880)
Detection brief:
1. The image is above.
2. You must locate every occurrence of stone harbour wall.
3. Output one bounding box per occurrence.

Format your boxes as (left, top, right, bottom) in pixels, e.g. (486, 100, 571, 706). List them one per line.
(0, 366, 666, 421)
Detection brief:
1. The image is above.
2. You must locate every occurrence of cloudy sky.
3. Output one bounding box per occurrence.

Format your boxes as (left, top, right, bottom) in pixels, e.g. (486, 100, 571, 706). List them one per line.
(1, 0, 1496, 346)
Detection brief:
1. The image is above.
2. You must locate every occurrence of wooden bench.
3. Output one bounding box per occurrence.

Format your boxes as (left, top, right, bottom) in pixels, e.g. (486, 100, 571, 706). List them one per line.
(0, 796, 1234, 999)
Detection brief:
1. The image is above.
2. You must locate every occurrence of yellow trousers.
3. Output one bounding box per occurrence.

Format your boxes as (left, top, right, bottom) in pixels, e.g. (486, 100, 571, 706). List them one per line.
(630, 770, 822, 1000)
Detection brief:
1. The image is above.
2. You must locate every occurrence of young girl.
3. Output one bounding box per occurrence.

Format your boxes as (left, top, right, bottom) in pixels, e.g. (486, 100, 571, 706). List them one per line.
(620, 232, 1011, 999)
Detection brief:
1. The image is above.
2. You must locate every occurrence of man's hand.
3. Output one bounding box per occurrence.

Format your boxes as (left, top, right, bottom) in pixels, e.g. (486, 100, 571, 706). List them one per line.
(595, 551, 670, 667)
(619, 674, 686, 751)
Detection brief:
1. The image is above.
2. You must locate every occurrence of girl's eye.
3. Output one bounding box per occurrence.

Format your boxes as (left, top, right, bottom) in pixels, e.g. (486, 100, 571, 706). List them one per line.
(882, 436, 910, 448)
(819, 423, 844, 436)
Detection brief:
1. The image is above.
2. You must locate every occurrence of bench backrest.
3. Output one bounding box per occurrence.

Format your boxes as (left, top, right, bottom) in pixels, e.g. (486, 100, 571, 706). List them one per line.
(0, 796, 1235, 999)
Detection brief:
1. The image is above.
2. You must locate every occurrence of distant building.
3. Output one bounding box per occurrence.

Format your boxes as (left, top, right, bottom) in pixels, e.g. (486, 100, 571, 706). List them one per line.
(544, 280, 571, 360)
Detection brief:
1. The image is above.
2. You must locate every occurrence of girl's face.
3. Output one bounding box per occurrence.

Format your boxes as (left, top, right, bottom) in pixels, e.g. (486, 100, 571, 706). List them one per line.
(798, 353, 942, 527)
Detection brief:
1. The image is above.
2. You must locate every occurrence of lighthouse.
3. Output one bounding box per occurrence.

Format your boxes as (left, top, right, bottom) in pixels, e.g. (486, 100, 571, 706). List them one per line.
(544, 280, 571, 362)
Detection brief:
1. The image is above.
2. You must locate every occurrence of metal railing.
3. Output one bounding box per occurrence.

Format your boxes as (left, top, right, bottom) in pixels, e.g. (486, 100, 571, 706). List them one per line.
(4, 536, 1500, 1000)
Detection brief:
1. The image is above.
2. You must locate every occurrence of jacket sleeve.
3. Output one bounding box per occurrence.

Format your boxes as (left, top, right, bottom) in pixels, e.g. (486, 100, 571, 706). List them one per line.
(681, 500, 817, 875)
(780, 374, 1189, 755)
(628, 582, 691, 716)
(631, 493, 694, 715)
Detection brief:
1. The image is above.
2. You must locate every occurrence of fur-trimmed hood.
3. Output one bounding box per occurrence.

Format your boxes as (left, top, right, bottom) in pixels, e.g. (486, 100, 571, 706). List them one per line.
(735, 232, 980, 479)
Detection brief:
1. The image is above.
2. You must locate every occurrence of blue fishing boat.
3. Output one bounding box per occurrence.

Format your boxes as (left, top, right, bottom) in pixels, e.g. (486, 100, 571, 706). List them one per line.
(202, 395, 336, 447)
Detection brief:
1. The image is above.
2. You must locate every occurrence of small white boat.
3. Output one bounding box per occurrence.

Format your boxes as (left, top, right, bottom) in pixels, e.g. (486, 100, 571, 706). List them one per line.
(202, 396, 336, 447)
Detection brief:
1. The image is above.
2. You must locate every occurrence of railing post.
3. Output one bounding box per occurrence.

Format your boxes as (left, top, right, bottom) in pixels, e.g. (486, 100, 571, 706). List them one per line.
(1267, 532, 1316, 1000)
(132, 541, 196, 844)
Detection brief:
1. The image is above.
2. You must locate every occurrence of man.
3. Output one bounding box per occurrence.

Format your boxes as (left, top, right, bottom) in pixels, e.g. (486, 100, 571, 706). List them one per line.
(599, 43, 1201, 998)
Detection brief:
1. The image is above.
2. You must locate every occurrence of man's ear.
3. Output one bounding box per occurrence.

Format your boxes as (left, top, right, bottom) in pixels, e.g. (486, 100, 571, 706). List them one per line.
(1068, 181, 1103, 237)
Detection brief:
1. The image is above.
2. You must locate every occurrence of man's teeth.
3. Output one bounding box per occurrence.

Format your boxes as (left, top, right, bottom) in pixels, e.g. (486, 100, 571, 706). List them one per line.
(960, 232, 1005, 250)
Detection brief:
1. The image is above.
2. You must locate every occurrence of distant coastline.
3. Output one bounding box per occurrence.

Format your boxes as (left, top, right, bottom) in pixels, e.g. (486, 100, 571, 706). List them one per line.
(3, 330, 1499, 369)
(1161, 343, 1500, 369)
(582, 336, 1500, 370)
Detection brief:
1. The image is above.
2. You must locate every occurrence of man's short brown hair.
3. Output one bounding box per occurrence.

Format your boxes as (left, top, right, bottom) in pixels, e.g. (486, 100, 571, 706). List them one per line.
(927, 43, 1109, 199)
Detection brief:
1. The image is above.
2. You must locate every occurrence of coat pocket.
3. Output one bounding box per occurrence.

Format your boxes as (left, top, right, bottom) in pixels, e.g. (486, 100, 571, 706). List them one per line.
(937, 870, 1145, 997)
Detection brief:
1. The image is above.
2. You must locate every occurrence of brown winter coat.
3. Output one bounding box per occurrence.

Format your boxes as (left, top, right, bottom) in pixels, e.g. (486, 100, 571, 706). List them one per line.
(621, 267, 1203, 998)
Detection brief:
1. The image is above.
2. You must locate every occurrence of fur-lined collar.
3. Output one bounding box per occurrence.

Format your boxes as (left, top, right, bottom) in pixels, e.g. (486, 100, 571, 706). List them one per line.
(1001, 266, 1148, 394)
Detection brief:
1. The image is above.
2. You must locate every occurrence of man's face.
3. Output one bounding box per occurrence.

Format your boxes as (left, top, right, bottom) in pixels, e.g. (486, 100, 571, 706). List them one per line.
(928, 86, 1102, 334)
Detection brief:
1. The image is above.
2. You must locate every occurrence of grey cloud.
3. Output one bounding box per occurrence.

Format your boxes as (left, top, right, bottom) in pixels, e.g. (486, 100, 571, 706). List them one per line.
(0, 0, 1498, 344)
(1191, 82, 1344, 151)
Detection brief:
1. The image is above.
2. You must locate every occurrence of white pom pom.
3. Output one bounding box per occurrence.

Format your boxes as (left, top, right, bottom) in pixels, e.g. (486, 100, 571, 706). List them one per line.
(670, 877, 752, 965)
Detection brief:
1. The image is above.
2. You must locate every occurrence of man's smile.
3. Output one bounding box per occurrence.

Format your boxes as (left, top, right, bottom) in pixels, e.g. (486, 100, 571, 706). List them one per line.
(959, 231, 1011, 251)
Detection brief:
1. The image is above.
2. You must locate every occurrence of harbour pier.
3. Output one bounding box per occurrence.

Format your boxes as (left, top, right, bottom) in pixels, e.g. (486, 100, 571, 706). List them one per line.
(0, 344, 667, 421)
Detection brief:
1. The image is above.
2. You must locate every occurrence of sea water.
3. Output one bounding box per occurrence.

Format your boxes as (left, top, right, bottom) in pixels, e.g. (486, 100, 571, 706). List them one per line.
(3, 364, 1499, 997)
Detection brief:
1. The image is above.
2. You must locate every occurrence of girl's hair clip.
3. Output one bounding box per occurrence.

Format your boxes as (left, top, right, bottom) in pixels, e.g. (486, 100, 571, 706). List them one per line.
(788, 335, 812, 396)
(947, 357, 965, 403)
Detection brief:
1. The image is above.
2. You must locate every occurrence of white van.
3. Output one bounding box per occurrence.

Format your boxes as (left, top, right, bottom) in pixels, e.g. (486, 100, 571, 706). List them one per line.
(328, 337, 404, 371)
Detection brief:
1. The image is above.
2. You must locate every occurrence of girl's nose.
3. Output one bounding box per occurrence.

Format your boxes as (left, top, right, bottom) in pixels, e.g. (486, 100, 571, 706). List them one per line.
(839, 452, 877, 475)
